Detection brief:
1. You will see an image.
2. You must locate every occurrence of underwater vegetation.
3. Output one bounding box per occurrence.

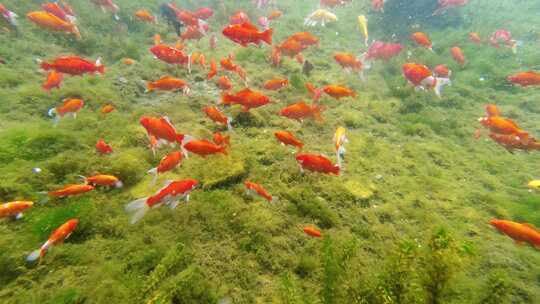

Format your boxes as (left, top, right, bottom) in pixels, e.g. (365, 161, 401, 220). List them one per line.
(0, 0, 539, 303)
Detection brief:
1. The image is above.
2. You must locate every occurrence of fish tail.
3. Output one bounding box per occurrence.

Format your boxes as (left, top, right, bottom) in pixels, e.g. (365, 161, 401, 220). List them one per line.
(114, 180, 123, 188)
(271, 196, 279, 203)
(313, 104, 325, 122)
(226, 118, 233, 131)
(40, 61, 51, 71)
(146, 81, 154, 93)
(221, 93, 234, 106)
(71, 24, 82, 40)
(154, 33, 161, 46)
(224, 135, 231, 147)
(220, 145, 228, 155)
(125, 197, 149, 224)
(47, 107, 57, 118)
(147, 168, 158, 185)
(433, 77, 450, 98)
(333, 165, 340, 175)
(260, 28, 273, 45)
(97, 64, 105, 75)
(26, 249, 43, 262)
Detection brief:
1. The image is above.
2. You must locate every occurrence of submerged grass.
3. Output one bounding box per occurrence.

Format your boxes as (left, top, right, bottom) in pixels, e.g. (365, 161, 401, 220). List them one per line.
(0, 0, 539, 303)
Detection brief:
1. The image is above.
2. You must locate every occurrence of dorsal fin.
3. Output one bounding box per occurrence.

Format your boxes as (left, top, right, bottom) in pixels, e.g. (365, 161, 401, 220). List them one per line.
(240, 22, 259, 31)
(522, 223, 539, 232)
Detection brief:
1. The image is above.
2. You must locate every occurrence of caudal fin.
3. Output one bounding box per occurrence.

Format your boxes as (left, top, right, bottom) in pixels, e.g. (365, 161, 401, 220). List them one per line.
(147, 167, 158, 185)
(313, 104, 326, 122)
(71, 24, 82, 40)
(125, 198, 149, 224)
(221, 93, 234, 106)
(26, 249, 42, 262)
(260, 29, 273, 45)
(146, 81, 154, 93)
(433, 77, 451, 98)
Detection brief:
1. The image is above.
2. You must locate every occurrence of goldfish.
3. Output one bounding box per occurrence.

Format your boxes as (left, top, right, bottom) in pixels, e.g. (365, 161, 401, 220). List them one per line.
(334, 127, 348, 166)
(222, 22, 273, 47)
(146, 76, 190, 94)
(96, 139, 113, 154)
(40, 56, 105, 76)
(0, 4, 18, 28)
(469, 32, 481, 44)
(42, 2, 74, 23)
(125, 179, 199, 224)
(27, 219, 79, 262)
(48, 184, 94, 197)
(303, 226, 322, 237)
(217, 76, 233, 91)
(268, 10, 282, 20)
(320, 0, 346, 8)
(289, 32, 319, 47)
(220, 54, 239, 72)
(181, 25, 206, 42)
(489, 29, 517, 53)
(304, 9, 337, 27)
(150, 43, 190, 66)
(147, 151, 183, 184)
(274, 131, 304, 150)
(230, 11, 250, 25)
(485, 104, 501, 117)
(507, 71, 540, 87)
(334, 53, 363, 73)
(204, 106, 232, 130)
(450, 46, 465, 66)
(263, 78, 289, 91)
(27, 11, 81, 39)
(357, 15, 369, 46)
(411, 32, 433, 51)
(48, 98, 84, 123)
(372, 0, 385, 12)
(122, 58, 136, 65)
(213, 132, 230, 147)
(134, 9, 156, 24)
(433, 0, 468, 16)
(275, 37, 307, 61)
(82, 174, 123, 188)
(91, 0, 119, 18)
(479, 116, 529, 140)
(363, 41, 403, 62)
(184, 139, 227, 157)
(527, 180, 540, 192)
(245, 181, 276, 202)
(323, 85, 356, 100)
(208, 60, 217, 80)
(101, 104, 115, 114)
(488, 133, 540, 153)
(42, 70, 63, 92)
(433, 64, 451, 78)
(296, 153, 340, 175)
(280, 101, 325, 122)
(194, 7, 214, 20)
(140, 116, 189, 147)
(222, 88, 271, 112)
(402, 63, 450, 97)
(490, 219, 540, 250)
(0, 201, 33, 220)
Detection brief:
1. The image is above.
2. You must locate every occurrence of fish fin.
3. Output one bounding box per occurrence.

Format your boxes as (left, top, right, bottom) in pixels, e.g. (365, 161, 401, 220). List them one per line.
(147, 168, 158, 185)
(221, 145, 228, 155)
(271, 196, 279, 203)
(514, 240, 525, 246)
(145, 82, 154, 93)
(227, 118, 233, 131)
(114, 180, 123, 188)
(169, 200, 180, 209)
(433, 77, 450, 98)
(185, 194, 190, 202)
(70, 24, 81, 40)
(26, 249, 42, 262)
(522, 223, 539, 232)
(260, 28, 273, 45)
(15, 213, 23, 220)
(125, 198, 150, 224)
(47, 107, 57, 117)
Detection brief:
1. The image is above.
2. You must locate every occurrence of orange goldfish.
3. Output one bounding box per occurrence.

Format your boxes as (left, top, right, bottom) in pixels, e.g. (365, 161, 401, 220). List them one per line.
(469, 32, 481, 44)
(222, 22, 272, 47)
(101, 104, 115, 114)
(478, 116, 528, 138)
(42, 70, 63, 91)
(507, 71, 540, 87)
(490, 219, 540, 250)
(146, 76, 190, 94)
(450, 46, 465, 66)
(245, 181, 276, 202)
(433, 64, 451, 78)
(27, 11, 81, 39)
(207, 60, 217, 80)
(274, 131, 304, 150)
(27, 219, 79, 262)
(184, 139, 228, 157)
(48, 184, 94, 197)
(303, 226, 322, 237)
(279, 101, 325, 122)
(0, 201, 34, 219)
(41, 56, 105, 76)
(334, 53, 363, 72)
(213, 132, 231, 147)
(134, 9, 156, 24)
(290, 32, 319, 47)
(222, 88, 270, 112)
(147, 151, 183, 184)
(411, 32, 433, 51)
(402, 63, 450, 97)
(485, 104, 501, 117)
(48, 98, 84, 123)
(217, 76, 233, 91)
(323, 85, 356, 99)
(296, 153, 340, 175)
(268, 10, 282, 20)
(125, 180, 198, 224)
(204, 106, 232, 130)
(140, 116, 188, 146)
(122, 58, 136, 65)
(82, 174, 123, 188)
(263, 78, 288, 91)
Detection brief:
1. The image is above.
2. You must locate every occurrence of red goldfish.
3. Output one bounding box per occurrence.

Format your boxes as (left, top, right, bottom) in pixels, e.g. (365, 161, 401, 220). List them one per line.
(280, 101, 324, 122)
(184, 139, 227, 157)
(42, 70, 63, 91)
(507, 71, 540, 87)
(411, 32, 433, 51)
(48, 98, 84, 123)
(276, 37, 307, 59)
(42, 2, 74, 23)
(125, 179, 199, 224)
(27, 11, 81, 39)
(27, 219, 79, 262)
(489, 29, 517, 53)
(150, 44, 190, 66)
(207, 60, 217, 80)
(213, 132, 230, 147)
(364, 41, 403, 62)
(323, 85, 356, 100)
(263, 78, 288, 91)
(140, 116, 188, 146)
(41, 56, 105, 76)
(147, 151, 183, 184)
(181, 25, 207, 42)
(204, 106, 232, 130)
(82, 174, 123, 188)
(296, 153, 340, 175)
(334, 53, 363, 72)
(402, 63, 450, 97)
(274, 131, 304, 150)
(488, 133, 540, 153)
(146, 76, 190, 94)
(0, 201, 33, 219)
(48, 184, 94, 197)
(222, 22, 272, 47)
(222, 88, 271, 112)
(450, 46, 465, 66)
(433, 64, 451, 78)
(96, 139, 113, 154)
(490, 219, 540, 250)
(372, 0, 385, 12)
(304, 226, 322, 237)
(245, 181, 276, 202)
(135, 9, 156, 24)
(217, 76, 233, 91)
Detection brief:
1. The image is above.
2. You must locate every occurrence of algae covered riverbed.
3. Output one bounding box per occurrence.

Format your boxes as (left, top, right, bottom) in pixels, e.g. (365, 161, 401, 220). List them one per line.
(0, 0, 540, 303)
